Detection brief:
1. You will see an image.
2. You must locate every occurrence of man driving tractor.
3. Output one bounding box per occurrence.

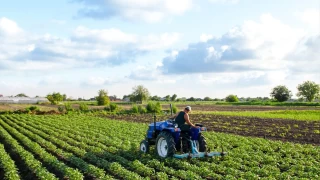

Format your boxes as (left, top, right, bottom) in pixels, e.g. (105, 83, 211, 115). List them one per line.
(171, 106, 200, 131)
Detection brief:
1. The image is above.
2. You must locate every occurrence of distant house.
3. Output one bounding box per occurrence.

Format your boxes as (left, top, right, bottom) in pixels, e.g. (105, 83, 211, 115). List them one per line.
(123, 97, 130, 102)
(0, 94, 3, 97)
(109, 96, 122, 101)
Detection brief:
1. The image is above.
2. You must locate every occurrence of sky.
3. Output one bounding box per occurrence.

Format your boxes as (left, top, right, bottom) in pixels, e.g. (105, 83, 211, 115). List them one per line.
(0, 0, 319, 99)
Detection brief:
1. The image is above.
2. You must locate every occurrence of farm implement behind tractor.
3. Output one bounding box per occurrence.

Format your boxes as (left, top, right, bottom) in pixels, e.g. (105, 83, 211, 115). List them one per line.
(140, 104, 227, 159)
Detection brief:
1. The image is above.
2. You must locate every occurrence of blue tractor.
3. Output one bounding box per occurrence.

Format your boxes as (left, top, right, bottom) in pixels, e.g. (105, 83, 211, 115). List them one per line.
(140, 105, 227, 159)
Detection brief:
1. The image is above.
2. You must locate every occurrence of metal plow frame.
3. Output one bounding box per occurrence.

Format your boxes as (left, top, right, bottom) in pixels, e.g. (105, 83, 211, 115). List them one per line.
(173, 140, 227, 159)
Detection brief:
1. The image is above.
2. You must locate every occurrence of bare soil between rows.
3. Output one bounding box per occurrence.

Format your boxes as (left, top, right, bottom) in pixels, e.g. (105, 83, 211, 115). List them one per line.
(101, 114, 320, 145)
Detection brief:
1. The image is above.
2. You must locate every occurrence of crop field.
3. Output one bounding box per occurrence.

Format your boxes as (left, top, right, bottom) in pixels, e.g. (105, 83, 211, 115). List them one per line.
(102, 110, 320, 145)
(0, 114, 319, 180)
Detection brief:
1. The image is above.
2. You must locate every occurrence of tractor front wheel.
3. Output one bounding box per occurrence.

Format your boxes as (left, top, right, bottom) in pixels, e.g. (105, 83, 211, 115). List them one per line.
(140, 140, 149, 153)
(155, 131, 176, 158)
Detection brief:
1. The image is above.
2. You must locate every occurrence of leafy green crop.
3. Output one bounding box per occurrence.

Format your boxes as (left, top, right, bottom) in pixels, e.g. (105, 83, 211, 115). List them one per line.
(199, 110, 320, 121)
(0, 114, 319, 179)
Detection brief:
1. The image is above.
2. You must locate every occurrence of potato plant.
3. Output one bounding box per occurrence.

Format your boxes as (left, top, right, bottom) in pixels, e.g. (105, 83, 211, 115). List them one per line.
(0, 114, 319, 179)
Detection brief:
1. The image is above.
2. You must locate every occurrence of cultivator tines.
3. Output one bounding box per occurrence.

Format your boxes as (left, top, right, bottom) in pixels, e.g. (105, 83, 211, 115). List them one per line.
(173, 140, 227, 159)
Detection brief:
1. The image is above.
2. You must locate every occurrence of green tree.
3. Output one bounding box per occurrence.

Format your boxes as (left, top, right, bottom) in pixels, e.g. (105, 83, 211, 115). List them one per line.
(130, 85, 150, 102)
(62, 94, 67, 101)
(46, 92, 63, 105)
(15, 93, 28, 97)
(171, 94, 177, 101)
(64, 103, 73, 112)
(225, 94, 239, 102)
(171, 103, 178, 113)
(146, 102, 162, 113)
(270, 85, 292, 102)
(187, 97, 195, 101)
(79, 103, 89, 111)
(150, 95, 161, 101)
(109, 103, 118, 112)
(165, 95, 170, 101)
(96, 89, 110, 106)
(204, 96, 212, 101)
(296, 81, 320, 102)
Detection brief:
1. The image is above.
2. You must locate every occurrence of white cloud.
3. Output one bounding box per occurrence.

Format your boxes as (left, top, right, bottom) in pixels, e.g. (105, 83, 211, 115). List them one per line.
(50, 19, 66, 25)
(161, 13, 308, 74)
(139, 33, 181, 50)
(0, 17, 180, 71)
(208, 0, 239, 4)
(73, 26, 137, 44)
(0, 80, 37, 90)
(296, 8, 319, 31)
(128, 64, 178, 84)
(198, 71, 265, 84)
(38, 76, 70, 86)
(0, 17, 23, 36)
(200, 33, 213, 42)
(74, 0, 193, 23)
(83, 77, 114, 86)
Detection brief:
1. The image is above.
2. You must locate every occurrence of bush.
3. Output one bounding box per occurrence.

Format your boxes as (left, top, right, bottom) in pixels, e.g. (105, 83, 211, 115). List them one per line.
(171, 104, 178, 113)
(79, 103, 89, 111)
(131, 105, 139, 113)
(104, 106, 110, 111)
(96, 89, 110, 106)
(58, 106, 64, 113)
(225, 94, 239, 102)
(64, 103, 73, 111)
(138, 105, 147, 114)
(146, 102, 162, 113)
(109, 103, 118, 112)
(26, 106, 39, 112)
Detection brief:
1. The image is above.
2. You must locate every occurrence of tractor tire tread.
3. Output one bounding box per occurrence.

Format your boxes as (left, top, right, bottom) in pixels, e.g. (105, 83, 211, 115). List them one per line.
(198, 134, 207, 152)
(155, 131, 176, 158)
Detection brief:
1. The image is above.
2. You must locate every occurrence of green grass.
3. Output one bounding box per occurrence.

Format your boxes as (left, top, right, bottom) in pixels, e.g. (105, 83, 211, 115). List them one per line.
(215, 101, 320, 106)
(197, 110, 320, 121)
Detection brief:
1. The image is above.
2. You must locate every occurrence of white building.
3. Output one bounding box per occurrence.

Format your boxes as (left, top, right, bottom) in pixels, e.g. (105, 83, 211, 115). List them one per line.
(0, 97, 49, 104)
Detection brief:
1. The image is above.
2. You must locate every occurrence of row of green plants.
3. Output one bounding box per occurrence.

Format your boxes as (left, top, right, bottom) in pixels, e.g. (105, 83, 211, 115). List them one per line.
(13, 115, 201, 179)
(58, 102, 178, 115)
(1, 114, 319, 179)
(1, 116, 117, 180)
(9, 117, 154, 179)
(0, 116, 84, 180)
(201, 110, 320, 121)
(0, 119, 58, 180)
(5, 115, 199, 179)
(0, 143, 20, 180)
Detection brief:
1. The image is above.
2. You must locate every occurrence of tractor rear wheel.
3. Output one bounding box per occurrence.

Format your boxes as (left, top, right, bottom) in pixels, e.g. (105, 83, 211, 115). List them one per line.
(155, 131, 176, 158)
(198, 134, 207, 152)
(140, 140, 149, 153)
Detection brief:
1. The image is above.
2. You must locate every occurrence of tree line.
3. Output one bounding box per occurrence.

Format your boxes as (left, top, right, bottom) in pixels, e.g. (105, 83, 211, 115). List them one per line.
(6, 80, 319, 105)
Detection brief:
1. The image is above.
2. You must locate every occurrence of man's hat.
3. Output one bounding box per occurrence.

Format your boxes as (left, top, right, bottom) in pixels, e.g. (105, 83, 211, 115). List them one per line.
(185, 106, 191, 111)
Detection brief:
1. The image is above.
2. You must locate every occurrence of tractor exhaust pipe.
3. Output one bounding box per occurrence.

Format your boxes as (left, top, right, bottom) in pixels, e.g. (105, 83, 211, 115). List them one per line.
(153, 111, 156, 135)
(170, 103, 173, 116)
